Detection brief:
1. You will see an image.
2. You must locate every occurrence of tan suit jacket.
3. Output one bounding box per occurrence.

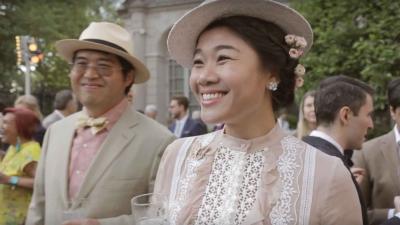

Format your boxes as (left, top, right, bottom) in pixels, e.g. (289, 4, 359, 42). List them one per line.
(353, 131, 400, 225)
(26, 107, 175, 225)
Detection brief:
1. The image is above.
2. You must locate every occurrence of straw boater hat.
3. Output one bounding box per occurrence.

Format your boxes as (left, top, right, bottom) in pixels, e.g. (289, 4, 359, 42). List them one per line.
(55, 22, 150, 83)
(168, 0, 313, 68)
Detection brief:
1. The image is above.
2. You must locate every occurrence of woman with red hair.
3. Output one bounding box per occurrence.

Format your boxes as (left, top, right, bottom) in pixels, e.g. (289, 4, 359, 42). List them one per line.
(0, 107, 41, 224)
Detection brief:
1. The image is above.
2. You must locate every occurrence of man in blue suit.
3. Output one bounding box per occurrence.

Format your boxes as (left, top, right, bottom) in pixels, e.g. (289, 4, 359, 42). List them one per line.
(168, 96, 207, 138)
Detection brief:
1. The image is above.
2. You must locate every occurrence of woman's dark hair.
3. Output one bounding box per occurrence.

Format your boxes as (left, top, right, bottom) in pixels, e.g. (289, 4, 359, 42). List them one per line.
(201, 16, 299, 111)
(3, 107, 40, 140)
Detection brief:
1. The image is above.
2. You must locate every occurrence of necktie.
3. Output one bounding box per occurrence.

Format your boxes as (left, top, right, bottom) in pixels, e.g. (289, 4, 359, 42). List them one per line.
(76, 115, 109, 135)
(343, 149, 354, 168)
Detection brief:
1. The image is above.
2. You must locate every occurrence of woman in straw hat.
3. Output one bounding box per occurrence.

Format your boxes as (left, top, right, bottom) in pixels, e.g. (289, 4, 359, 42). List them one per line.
(153, 0, 362, 224)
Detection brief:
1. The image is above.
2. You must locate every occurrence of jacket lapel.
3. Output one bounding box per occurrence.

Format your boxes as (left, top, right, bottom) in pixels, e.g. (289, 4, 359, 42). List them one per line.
(181, 118, 192, 137)
(379, 131, 400, 191)
(71, 108, 139, 208)
(303, 136, 344, 161)
(59, 113, 82, 208)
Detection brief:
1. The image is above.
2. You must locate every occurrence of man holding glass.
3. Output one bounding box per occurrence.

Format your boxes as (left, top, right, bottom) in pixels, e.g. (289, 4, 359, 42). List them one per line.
(26, 22, 175, 225)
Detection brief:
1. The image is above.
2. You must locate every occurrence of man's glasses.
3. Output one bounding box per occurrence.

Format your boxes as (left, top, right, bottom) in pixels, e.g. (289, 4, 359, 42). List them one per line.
(70, 61, 122, 77)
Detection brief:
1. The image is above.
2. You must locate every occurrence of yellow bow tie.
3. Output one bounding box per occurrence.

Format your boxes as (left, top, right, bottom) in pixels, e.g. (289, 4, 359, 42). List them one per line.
(76, 115, 109, 135)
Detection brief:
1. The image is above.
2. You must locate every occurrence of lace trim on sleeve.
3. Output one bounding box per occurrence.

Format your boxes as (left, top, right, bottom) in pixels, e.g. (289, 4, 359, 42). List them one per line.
(270, 136, 303, 225)
(168, 133, 216, 225)
(298, 145, 316, 225)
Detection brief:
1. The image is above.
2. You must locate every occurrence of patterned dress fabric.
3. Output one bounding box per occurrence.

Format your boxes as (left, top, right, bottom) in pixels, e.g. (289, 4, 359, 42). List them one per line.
(154, 126, 363, 225)
(0, 141, 41, 225)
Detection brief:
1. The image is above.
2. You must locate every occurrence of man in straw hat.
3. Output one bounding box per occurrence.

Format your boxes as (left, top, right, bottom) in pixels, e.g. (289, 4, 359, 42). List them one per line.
(26, 22, 175, 225)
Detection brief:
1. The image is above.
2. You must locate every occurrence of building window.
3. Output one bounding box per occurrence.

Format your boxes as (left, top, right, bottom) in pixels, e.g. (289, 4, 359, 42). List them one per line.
(168, 59, 200, 112)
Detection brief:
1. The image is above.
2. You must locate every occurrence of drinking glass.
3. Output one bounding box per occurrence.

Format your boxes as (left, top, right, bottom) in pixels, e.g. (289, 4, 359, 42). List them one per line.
(62, 199, 87, 222)
(132, 193, 169, 225)
(62, 208, 86, 222)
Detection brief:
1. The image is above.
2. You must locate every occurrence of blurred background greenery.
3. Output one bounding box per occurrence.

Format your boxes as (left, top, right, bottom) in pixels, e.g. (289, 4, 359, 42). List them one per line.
(291, 0, 400, 138)
(0, 0, 399, 138)
(0, 0, 121, 113)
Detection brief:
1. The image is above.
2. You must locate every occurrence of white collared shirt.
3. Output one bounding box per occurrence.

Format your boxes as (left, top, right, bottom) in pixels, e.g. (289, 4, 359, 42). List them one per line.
(394, 124, 400, 146)
(174, 114, 189, 137)
(54, 109, 65, 119)
(387, 125, 400, 219)
(309, 130, 344, 155)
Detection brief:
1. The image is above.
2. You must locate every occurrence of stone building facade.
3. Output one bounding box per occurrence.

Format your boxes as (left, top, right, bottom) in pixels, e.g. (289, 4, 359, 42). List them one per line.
(118, 0, 202, 125)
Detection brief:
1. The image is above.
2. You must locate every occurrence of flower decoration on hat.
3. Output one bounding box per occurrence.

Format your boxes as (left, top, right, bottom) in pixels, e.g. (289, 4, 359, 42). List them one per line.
(285, 34, 307, 59)
(294, 63, 306, 88)
(285, 34, 308, 88)
(294, 64, 306, 77)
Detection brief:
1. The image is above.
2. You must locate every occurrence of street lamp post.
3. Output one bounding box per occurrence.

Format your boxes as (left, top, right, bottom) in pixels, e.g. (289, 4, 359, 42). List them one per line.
(16, 35, 41, 95)
(22, 36, 31, 95)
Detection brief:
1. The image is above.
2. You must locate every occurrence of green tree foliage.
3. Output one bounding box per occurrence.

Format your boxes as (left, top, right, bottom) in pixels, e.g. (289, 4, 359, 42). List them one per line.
(0, 0, 120, 113)
(291, 0, 400, 136)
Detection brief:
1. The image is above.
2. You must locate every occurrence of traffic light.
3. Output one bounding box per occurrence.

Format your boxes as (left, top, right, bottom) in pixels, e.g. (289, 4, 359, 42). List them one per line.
(27, 37, 43, 65)
(15, 36, 22, 65)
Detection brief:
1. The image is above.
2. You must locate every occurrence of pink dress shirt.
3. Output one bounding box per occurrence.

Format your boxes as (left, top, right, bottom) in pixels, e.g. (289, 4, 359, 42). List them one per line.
(68, 99, 129, 199)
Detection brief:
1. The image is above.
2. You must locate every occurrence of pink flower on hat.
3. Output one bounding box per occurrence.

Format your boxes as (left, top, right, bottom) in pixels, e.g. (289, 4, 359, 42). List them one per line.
(294, 36, 307, 49)
(289, 48, 301, 59)
(294, 64, 306, 77)
(285, 34, 307, 57)
(285, 35, 296, 45)
(295, 76, 304, 88)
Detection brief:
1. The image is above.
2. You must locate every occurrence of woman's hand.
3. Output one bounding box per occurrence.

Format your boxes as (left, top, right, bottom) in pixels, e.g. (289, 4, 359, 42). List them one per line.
(0, 172, 10, 184)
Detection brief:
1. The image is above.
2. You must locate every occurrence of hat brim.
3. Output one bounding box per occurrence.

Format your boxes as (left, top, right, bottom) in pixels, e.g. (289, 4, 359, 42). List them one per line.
(55, 39, 150, 83)
(168, 0, 313, 68)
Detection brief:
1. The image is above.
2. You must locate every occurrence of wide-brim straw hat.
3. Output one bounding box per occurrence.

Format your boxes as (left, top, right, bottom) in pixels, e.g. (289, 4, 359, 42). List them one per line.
(55, 22, 150, 83)
(168, 0, 313, 68)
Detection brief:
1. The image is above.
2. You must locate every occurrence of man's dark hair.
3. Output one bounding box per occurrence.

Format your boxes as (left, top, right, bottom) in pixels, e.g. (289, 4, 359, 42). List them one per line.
(388, 78, 400, 109)
(319, 75, 374, 94)
(54, 89, 74, 110)
(172, 96, 189, 111)
(315, 77, 374, 125)
(116, 55, 135, 95)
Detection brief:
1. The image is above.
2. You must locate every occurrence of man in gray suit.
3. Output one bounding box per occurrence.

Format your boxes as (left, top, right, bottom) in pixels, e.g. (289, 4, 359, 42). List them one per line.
(42, 89, 78, 129)
(26, 22, 175, 225)
(354, 78, 400, 225)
